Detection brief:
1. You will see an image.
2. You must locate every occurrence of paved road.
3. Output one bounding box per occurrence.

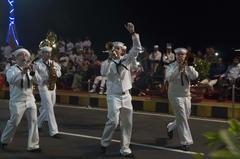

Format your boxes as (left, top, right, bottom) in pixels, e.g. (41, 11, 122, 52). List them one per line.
(0, 99, 228, 159)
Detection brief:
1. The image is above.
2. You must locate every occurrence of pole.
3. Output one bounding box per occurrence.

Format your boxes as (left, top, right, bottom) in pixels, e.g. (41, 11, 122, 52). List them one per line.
(87, 79, 92, 108)
(232, 78, 236, 119)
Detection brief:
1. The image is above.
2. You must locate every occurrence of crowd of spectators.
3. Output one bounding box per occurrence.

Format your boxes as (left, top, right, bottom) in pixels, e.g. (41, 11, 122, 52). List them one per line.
(1, 39, 240, 101)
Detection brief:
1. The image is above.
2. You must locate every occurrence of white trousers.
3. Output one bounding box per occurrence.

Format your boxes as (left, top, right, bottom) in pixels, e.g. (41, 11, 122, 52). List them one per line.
(92, 76, 107, 89)
(200, 79, 218, 88)
(101, 93, 133, 155)
(1, 100, 39, 150)
(167, 96, 193, 145)
(37, 87, 58, 136)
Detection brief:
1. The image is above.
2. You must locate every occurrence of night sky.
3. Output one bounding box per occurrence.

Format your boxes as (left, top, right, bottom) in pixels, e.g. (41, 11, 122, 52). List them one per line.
(1, 0, 240, 61)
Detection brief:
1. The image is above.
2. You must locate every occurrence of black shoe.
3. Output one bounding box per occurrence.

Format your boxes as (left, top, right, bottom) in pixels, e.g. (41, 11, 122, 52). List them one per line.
(121, 153, 135, 158)
(181, 145, 190, 151)
(0, 142, 7, 150)
(100, 146, 107, 154)
(27, 148, 42, 153)
(167, 130, 173, 139)
(51, 134, 61, 139)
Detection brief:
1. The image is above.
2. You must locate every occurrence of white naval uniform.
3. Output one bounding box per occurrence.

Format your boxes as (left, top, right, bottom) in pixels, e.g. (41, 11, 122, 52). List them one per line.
(1, 64, 41, 150)
(35, 59, 61, 136)
(100, 34, 142, 155)
(165, 61, 198, 145)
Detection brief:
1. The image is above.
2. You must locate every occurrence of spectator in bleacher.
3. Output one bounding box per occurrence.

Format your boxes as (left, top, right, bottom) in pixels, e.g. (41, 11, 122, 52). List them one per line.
(59, 53, 69, 69)
(69, 48, 77, 63)
(58, 39, 66, 55)
(218, 56, 240, 100)
(100, 22, 142, 158)
(75, 38, 83, 53)
(196, 50, 204, 59)
(136, 47, 150, 73)
(89, 60, 107, 94)
(59, 61, 76, 89)
(75, 50, 84, 65)
(186, 46, 194, 55)
(130, 58, 147, 96)
(66, 39, 74, 55)
(130, 57, 144, 83)
(71, 60, 89, 91)
(162, 43, 175, 84)
(82, 36, 92, 52)
(0, 43, 12, 59)
(200, 57, 226, 90)
(149, 45, 162, 74)
(162, 43, 175, 66)
(165, 48, 198, 151)
(85, 50, 97, 62)
(4, 55, 16, 74)
(204, 47, 218, 64)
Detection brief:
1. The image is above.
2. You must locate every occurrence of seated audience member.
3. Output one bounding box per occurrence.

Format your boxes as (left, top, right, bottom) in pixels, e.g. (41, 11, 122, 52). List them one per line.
(149, 45, 162, 74)
(217, 57, 240, 100)
(200, 57, 226, 90)
(89, 60, 107, 94)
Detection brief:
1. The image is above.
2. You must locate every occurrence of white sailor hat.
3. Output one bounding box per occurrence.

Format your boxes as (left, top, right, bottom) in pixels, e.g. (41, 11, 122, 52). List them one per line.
(14, 48, 31, 57)
(174, 48, 188, 54)
(40, 46, 52, 53)
(113, 41, 125, 48)
(122, 45, 127, 50)
(154, 45, 159, 49)
(166, 43, 172, 49)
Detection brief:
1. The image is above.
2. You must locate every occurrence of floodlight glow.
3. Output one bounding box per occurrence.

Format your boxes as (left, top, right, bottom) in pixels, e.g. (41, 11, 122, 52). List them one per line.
(215, 52, 219, 56)
(234, 49, 240, 52)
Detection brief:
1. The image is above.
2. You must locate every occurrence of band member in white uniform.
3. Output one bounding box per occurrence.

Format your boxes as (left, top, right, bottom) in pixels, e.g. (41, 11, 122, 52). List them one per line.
(35, 46, 61, 138)
(165, 48, 198, 151)
(100, 22, 142, 158)
(0, 48, 41, 152)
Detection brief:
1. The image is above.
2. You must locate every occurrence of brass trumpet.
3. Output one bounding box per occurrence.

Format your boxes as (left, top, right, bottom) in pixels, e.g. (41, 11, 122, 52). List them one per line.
(102, 42, 118, 59)
(39, 31, 57, 49)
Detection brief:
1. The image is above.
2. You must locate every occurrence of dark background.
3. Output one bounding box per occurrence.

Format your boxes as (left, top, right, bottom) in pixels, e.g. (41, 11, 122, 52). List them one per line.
(1, 0, 240, 62)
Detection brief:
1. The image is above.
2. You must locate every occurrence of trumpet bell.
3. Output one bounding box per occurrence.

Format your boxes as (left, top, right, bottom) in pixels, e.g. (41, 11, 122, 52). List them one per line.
(39, 39, 51, 48)
(39, 31, 58, 49)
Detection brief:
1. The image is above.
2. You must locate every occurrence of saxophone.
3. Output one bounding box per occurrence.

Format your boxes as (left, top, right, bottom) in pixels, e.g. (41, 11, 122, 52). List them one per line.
(39, 31, 58, 90)
(47, 61, 57, 91)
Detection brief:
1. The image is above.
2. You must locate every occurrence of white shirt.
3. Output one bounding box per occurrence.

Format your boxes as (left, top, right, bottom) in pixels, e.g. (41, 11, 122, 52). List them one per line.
(149, 51, 162, 61)
(75, 41, 83, 50)
(58, 40, 66, 53)
(34, 59, 61, 87)
(82, 40, 91, 48)
(101, 34, 142, 95)
(66, 42, 74, 51)
(6, 64, 41, 102)
(221, 63, 240, 80)
(1, 45, 12, 59)
(59, 56, 69, 67)
(162, 52, 175, 64)
(165, 61, 198, 97)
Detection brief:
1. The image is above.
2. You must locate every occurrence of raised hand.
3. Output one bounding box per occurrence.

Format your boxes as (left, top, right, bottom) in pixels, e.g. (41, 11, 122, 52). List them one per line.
(125, 22, 135, 34)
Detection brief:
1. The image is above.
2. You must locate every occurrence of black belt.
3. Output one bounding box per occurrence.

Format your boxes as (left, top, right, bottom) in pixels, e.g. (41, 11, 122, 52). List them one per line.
(114, 91, 128, 95)
(122, 90, 130, 95)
